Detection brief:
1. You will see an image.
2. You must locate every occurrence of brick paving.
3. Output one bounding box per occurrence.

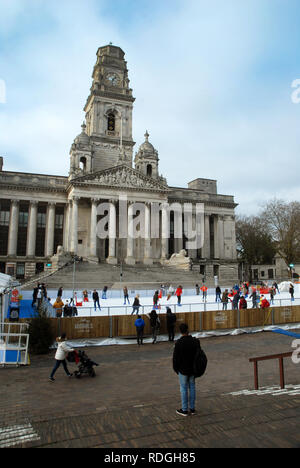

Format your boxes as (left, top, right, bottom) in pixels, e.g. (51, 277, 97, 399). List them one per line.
(0, 330, 300, 448)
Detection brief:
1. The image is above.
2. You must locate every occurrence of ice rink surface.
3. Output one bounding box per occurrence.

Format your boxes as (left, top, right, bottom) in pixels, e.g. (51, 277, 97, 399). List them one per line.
(43, 282, 300, 317)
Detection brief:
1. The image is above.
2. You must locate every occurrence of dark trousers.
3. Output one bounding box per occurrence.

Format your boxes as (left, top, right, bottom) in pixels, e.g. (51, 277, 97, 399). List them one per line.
(167, 325, 175, 342)
(136, 328, 144, 345)
(50, 359, 71, 378)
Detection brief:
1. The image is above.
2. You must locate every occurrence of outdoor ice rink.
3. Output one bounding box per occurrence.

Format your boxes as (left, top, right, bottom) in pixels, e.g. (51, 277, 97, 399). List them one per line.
(33, 282, 300, 317)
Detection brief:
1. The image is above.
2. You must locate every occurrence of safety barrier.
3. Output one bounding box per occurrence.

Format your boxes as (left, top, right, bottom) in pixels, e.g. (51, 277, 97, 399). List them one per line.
(13, 304, 300, 342)
(0, 322, 29, 366)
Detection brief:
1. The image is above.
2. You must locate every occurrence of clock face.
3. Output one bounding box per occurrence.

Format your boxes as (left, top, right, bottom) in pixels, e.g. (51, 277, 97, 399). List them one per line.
(106, 72, 120, 87)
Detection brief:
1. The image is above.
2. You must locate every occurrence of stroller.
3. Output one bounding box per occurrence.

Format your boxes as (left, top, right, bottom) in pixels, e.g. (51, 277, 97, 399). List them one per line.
(67, 350, 98, 378)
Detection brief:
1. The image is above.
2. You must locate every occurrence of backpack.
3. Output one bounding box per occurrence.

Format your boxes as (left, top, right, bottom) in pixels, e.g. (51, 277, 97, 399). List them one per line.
(193, 339, 208, 378)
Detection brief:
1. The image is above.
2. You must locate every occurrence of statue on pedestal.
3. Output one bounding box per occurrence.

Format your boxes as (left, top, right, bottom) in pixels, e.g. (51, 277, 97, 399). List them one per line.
(164, 249, 191, 271)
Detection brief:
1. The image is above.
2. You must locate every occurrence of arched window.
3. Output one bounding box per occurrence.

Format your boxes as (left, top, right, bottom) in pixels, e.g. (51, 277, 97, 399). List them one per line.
(80, 156, 87, 172)
(147, 164, 152, 177)
(107, 113, 115, 132)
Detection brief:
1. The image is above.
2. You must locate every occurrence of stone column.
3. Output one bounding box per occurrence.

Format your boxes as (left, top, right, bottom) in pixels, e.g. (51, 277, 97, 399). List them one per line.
(144, 202, 153, 265)
(7, 199, 19, 257)
(26, 201, 38, 257)
(71, 197, 79, 254)
(203, 213, 211, 260)
(107, 199, 118, 265)
(63, 202, 69, 251)
(173, 203, 183, 253)
(218, 215, 224, 260)
(89, 198, 98, 259)
(161, 203, 169, 262)
(45, 202, 56, 257)
(125, 201, 135, 265)
(214, 214, 220, 259)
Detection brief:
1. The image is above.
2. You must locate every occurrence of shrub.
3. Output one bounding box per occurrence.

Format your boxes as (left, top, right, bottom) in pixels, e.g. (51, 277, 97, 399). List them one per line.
(28, 306, 54, 355)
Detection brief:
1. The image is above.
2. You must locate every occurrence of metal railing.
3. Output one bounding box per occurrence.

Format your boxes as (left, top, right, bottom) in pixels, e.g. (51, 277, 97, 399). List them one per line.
(249, 352, 293, 390)
(61, 296, 299, 318)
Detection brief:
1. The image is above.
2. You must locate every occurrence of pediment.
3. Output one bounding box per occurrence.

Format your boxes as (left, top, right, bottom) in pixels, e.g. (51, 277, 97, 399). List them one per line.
(70, 164, 170, 193)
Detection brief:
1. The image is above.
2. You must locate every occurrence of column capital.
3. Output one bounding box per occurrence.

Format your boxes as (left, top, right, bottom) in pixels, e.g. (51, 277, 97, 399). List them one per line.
(11, 199, 19, 207)
(91, 197, 100, 204)
(29, 200, 39, 206)
(72, 196, 80, 203)
(48, 201, 56, 208)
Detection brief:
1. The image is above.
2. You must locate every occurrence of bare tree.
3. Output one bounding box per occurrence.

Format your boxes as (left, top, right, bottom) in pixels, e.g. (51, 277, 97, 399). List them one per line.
(261, 199, 300, 267)
(236, 215, 276, 280)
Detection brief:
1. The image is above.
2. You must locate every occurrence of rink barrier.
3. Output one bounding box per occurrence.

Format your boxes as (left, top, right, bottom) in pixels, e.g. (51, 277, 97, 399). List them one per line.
(13, 304, 300, 341)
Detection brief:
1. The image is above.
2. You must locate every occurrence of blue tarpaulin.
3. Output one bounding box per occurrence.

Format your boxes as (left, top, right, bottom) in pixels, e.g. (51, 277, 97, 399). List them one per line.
(271, 328, 300, 339)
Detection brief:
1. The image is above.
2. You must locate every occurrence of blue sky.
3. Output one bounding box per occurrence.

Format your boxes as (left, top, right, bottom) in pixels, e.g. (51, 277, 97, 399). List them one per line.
(1, 0, 300, 214)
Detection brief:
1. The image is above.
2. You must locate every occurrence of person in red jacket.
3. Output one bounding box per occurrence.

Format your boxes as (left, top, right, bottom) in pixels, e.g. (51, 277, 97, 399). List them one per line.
(201, 284, 208, 302)
(260, 296, 270, 309)
(176, 285, 183, 306)
(239, 296, 247, 309)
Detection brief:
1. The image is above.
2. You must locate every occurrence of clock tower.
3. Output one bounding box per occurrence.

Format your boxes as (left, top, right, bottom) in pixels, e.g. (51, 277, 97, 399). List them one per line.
(83, 44, 135, 172)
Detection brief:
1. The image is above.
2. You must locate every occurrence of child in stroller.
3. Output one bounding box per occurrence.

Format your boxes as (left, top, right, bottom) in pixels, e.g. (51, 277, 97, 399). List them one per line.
(67, 350, 99, 378)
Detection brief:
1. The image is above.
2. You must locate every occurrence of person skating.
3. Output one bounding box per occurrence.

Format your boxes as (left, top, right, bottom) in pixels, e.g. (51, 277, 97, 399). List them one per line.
(215, 286, 221, 302)
(83, 290, 89, 302)
(250, 289, 258, 308)
(123, 286, 130, 305)
(53, 297, 64, 318)
(173, 323, 200, 416)
(102, 286, 108, 299)
(153, 290, 159, 309)
(176, 285, 183, 306)
(239, 296, 247, 309)
(201, 284, 208, 302)
(92, 290, 101, 311)
(232, 291, 240, 311)
(49, 333, 74, 382)
(167, 285, 175, 301)
(260, 295, 270, 309)
(289, 283, 295, 301)
(131, 295, 141, 315)
(221, 289, 229, 310)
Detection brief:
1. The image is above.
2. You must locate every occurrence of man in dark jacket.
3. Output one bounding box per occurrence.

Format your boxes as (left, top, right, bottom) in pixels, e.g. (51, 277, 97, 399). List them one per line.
(92, 290, 101, 311)
(166, 307, 176, 342)
(173, 323, 200, 416)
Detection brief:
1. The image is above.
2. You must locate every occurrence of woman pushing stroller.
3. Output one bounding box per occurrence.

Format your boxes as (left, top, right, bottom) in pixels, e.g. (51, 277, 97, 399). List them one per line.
(49, 333, 74, 382)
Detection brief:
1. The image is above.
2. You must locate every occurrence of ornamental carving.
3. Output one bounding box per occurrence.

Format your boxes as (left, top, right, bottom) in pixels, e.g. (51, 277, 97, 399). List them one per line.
(73, 165, 169, 193)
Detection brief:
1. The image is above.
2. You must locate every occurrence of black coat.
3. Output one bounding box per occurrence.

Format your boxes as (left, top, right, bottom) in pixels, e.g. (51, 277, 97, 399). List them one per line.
(166, 312, 176, 328)
(93, 291, 99, 301)
(173, 335, 200, 376)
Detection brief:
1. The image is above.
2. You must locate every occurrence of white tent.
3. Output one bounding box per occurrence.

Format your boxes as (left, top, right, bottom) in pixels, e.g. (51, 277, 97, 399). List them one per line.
(0, 273, 18, 325)
(0, 273, 15, 294)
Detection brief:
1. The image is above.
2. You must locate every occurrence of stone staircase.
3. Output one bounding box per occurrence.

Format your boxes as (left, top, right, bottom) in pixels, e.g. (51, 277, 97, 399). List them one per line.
(21, 261, 218, 291)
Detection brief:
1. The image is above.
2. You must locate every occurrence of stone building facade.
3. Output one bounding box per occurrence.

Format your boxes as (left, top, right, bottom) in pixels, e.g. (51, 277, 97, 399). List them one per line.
(0, 45, 238, 281)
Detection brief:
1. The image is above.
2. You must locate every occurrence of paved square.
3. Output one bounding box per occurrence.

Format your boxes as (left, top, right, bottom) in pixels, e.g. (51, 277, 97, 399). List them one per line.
(0, 330, 299, 448)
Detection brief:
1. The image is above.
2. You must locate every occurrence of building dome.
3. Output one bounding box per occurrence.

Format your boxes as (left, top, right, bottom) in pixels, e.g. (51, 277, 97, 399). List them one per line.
(74, 123, 90, 146)
(137, 131, 158, 159)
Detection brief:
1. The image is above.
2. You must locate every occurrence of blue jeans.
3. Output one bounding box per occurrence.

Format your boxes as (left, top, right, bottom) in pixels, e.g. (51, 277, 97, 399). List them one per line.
(50, 359, 71, 378)
(178, 373, 196, 412)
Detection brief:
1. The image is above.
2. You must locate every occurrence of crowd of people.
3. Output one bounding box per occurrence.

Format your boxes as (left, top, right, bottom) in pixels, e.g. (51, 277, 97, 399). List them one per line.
(31, 279, 296, 319)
